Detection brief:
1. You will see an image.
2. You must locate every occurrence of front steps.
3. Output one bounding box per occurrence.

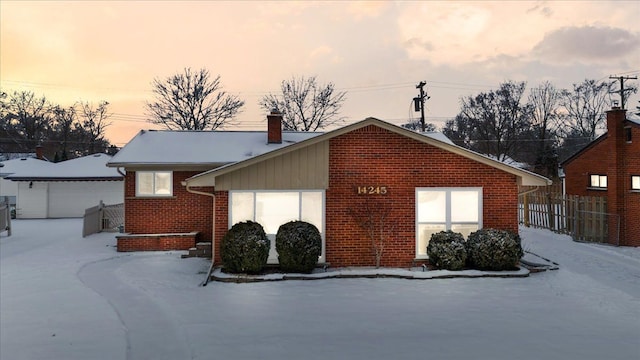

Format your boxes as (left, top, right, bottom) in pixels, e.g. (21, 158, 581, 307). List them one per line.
(181, 242, 212, 259)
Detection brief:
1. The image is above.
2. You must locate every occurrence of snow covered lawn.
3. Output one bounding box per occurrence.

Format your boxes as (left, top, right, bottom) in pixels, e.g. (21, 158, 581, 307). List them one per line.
(1, 219, 639, 360)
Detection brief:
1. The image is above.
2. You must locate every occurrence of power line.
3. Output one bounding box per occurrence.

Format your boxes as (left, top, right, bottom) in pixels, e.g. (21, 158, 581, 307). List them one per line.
(609, 75, 638, 109)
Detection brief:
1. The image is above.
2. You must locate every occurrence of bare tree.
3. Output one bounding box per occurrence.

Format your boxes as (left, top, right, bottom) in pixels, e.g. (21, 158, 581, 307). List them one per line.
(50, 105, 77, 161)
(446, 81, 532, 162)
(146, 68, 244, 130)
(558, 79, 612, 141)
(349, 198, 396, 268)
(528, 81, 562, 177)
(78, 101, 111, 154)
(260, 76, 346, 131)
(2, 90, 52, 149)
(401, 119, 436, 132)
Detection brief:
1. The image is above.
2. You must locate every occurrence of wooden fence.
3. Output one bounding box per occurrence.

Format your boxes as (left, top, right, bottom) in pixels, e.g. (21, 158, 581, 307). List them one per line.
(82, 201, 124, 237)
(0, 196, 11, 237)
(519, 191, 618, 245)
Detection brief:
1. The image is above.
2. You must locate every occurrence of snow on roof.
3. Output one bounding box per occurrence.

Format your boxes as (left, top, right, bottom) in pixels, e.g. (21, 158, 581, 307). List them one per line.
(627, 112, 640, 125)
(421, 131, 454, 145)
(485, 154, 530, 169)
(4, 153, 122, 180)
(107, 130, 323, 167)
(0, 157, 54, 178)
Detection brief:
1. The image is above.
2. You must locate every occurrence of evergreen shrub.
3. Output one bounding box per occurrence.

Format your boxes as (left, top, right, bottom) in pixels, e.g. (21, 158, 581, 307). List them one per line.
(275, 221, 322, 273)
(426, 230, 467, 270)
(466, 228, 523, 271)
(220, 221, 270, 274)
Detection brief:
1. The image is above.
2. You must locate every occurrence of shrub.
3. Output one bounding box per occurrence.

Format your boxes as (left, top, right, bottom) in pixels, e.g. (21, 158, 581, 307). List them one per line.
(220, 221, 270, 274)
(426, 231, 467, 270)
(275, 221, 322, 273)
(466, 229, 523, 271)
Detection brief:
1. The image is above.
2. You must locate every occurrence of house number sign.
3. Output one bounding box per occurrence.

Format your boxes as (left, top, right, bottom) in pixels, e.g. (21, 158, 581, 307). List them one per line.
(357, 186, 388, 195)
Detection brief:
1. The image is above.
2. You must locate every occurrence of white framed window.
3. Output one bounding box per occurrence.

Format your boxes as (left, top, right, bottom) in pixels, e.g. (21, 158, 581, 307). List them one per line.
(136, 171, 172, 196)
(229, 190, 325, 264)
(416, 188, 482, 258)
(589, 174, 607, 189)
(632, 175, 640, 190)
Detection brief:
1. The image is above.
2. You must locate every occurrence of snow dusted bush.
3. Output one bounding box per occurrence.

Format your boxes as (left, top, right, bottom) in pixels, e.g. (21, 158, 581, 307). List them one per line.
(275, 221, 322, 273)
(466, 229, 523, 271)
(426, 231, 467, 271)
(221, 221, 270, 274)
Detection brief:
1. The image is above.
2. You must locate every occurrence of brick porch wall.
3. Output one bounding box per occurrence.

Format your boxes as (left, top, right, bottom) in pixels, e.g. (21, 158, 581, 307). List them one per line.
(117, 232, 199, 252)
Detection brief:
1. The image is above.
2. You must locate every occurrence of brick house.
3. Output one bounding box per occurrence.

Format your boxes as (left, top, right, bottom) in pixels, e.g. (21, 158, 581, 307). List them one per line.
(561, 107, 640, 247)
(109, 114, 550, 267)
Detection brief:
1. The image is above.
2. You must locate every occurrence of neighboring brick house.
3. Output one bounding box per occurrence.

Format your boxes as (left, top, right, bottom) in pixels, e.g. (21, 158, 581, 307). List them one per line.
(111, 115, 550, 267)
(562, 107, 640, 247)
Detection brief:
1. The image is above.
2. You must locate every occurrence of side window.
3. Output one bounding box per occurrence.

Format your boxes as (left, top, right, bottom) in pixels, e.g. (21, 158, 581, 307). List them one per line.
(136, 171, 173, 196)
(589, 175, 607, 189)
(632, 176, 640, 191)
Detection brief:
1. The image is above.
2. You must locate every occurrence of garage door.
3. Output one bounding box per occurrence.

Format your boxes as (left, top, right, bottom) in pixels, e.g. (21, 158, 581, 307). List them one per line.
(48, 181, 124, 218)
(16, 182, 48, 219)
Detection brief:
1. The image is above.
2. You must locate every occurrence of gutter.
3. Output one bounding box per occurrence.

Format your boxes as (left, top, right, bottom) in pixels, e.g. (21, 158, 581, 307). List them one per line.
(183, 181, 216, 286)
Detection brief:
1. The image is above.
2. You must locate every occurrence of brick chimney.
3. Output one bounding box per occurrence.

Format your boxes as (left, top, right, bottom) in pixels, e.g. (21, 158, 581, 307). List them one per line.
(267, 110, 283, 144)
(606, 105, 627, 244)
(35, 145, 44, 160)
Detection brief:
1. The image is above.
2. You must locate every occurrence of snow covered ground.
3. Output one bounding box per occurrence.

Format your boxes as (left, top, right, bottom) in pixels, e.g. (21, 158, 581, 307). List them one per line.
(1, 219, 639, 360)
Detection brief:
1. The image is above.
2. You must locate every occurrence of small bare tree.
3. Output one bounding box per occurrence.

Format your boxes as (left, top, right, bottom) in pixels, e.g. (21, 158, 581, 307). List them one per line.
(260, 75, 346, 131)
(78, 101, 111, 153)
(349, 198, 396, 268)
(146, 68, 244, 130)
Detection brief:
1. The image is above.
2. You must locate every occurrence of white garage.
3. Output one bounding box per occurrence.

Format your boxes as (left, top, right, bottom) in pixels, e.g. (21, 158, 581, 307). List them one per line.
(6, 154, 124, 219)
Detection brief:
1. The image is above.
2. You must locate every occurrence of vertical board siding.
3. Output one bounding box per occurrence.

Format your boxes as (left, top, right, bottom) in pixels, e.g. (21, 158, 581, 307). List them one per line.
(216, 141, 329, 190)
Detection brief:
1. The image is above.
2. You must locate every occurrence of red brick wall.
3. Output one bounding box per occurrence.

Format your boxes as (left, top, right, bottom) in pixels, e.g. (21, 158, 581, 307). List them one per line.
(213, 191, 228, 263)
(563, 139, 609, 197)
(116, 234, 197, 252)
(323, 125, 519, 267)
(124, 171, 214, 240)
(623, 125, 640, 246)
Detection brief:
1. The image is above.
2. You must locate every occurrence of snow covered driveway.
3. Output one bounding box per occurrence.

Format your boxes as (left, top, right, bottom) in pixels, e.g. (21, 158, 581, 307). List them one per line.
(1, 220, 639, 360)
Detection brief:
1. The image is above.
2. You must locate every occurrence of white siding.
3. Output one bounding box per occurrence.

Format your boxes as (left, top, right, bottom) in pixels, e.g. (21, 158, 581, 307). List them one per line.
(48, 181, 124, 218)
(16, 182, 48, 219)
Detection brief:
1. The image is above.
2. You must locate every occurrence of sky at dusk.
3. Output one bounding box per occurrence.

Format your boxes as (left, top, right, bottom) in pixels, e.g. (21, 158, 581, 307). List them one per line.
(1, 1, 639, 147)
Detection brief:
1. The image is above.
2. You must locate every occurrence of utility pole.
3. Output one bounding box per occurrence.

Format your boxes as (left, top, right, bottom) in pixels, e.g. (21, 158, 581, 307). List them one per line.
(609, 75, 637, 109)
(413, 81, 430, 132)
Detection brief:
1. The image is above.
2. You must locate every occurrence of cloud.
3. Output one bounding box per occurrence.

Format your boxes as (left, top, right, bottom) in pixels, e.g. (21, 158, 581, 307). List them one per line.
(346, 1, 390, 20)
(532, 26, 640, 63)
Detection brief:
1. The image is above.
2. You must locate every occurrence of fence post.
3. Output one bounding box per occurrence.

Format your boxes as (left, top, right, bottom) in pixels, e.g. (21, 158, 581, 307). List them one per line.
(523, 193, 530, 227)
(546, 191, 555, 230)
(3, 196, 10, 236)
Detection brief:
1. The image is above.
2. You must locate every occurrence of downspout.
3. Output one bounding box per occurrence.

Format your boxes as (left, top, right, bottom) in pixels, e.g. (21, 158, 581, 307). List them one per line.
(116, 167, 126, 177)
(183, 181, 216, 286)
